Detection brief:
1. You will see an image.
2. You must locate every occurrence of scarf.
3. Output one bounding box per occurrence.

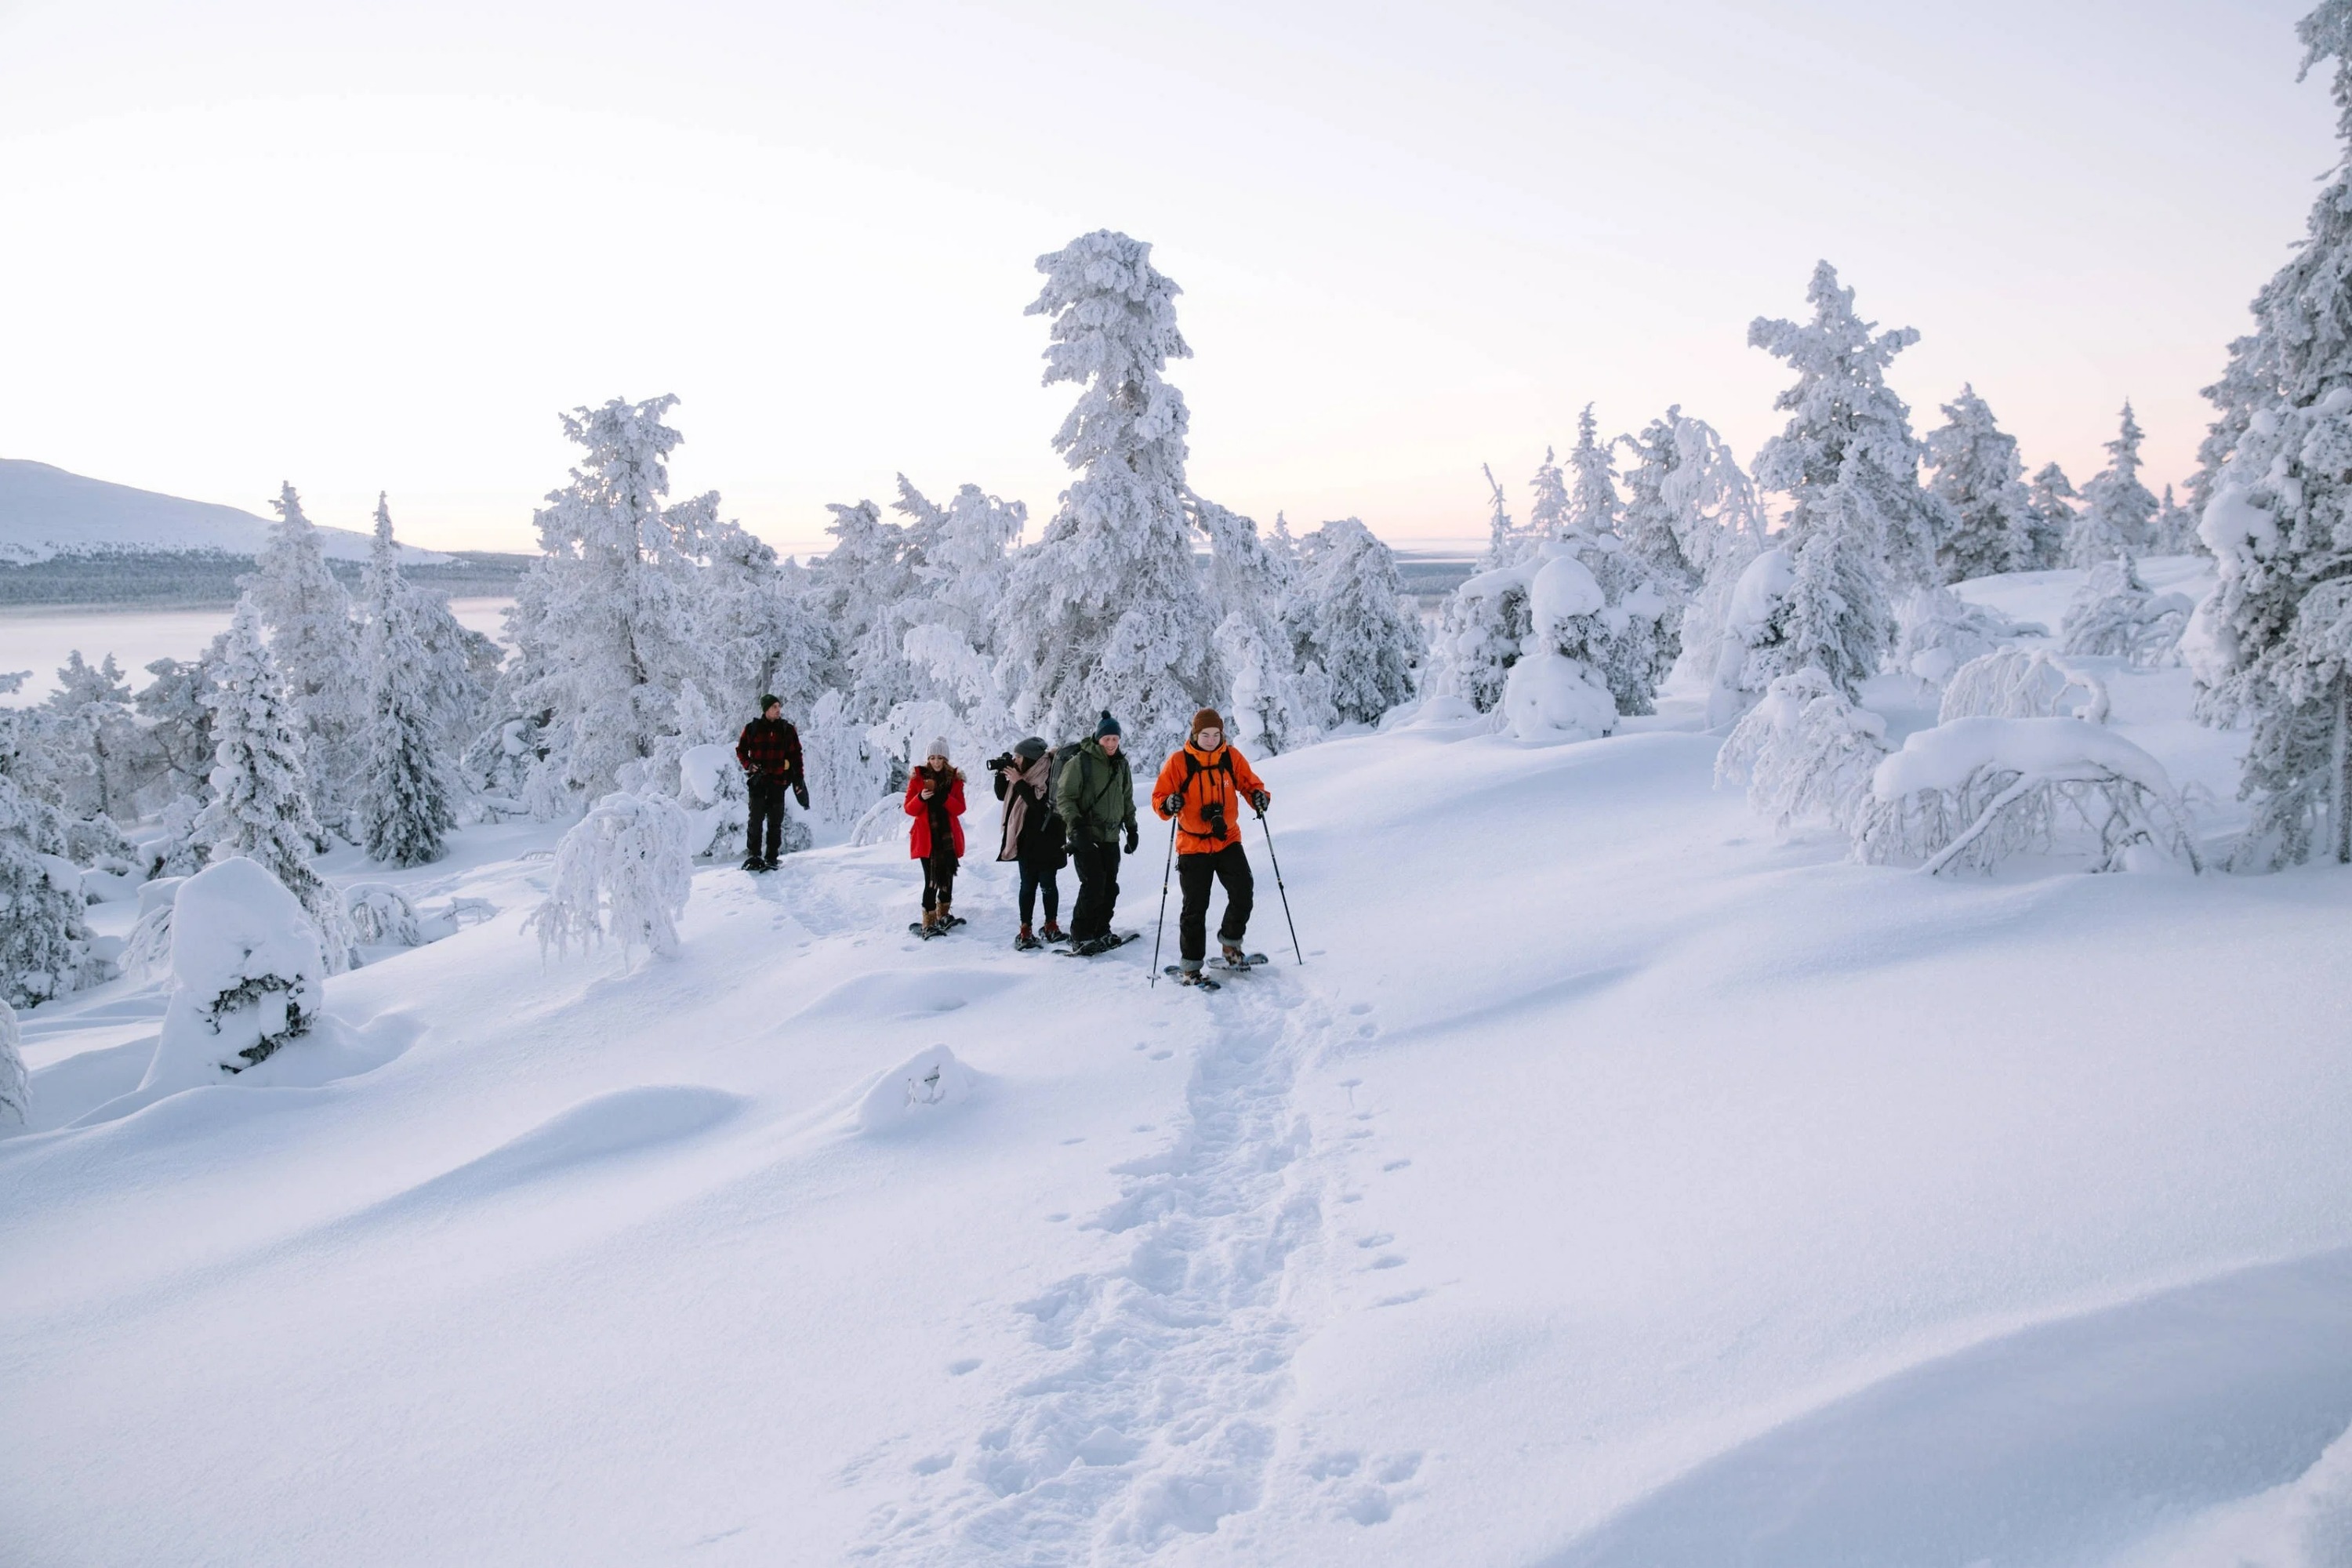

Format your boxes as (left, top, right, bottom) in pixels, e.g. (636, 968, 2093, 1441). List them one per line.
(997, 752, 1052, 862)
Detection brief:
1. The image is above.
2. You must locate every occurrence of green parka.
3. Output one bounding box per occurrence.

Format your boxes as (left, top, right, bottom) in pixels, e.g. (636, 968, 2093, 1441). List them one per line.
(1054, 739, 1136, 846)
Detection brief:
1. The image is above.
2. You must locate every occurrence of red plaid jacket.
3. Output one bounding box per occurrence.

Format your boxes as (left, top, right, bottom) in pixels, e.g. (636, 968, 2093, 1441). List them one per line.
(736, 718, 804, 782)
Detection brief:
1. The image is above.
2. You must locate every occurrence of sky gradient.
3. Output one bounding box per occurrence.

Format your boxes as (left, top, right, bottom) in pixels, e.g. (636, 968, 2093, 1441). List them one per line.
(0, 0, 2332, 555)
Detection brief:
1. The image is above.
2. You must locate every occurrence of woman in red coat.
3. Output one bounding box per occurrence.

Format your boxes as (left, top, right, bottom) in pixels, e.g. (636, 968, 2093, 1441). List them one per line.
(904, 737, 966, 936)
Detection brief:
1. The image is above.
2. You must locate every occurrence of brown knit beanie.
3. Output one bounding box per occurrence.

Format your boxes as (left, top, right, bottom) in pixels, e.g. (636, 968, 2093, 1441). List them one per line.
(1191, 708, 1225, 743)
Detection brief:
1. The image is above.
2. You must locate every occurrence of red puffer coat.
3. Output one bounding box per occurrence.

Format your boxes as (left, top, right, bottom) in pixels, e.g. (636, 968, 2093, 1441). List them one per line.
(904, 766, 965, 858)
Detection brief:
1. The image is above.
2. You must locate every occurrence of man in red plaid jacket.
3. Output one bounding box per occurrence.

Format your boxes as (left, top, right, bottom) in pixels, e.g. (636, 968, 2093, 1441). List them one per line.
(735, 695, 808, 870)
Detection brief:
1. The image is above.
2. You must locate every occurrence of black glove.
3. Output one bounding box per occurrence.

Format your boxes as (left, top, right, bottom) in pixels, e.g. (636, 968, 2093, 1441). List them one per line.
(1249, 789, 1269, 813)
(1123, 822, 1139, 855)
(794, 782, 810, 810)
(1160, 793, 1184, 816)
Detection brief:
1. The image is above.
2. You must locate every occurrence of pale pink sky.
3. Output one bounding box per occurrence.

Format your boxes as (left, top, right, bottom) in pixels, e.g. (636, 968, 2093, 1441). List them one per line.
(0, 0, 2328, 555)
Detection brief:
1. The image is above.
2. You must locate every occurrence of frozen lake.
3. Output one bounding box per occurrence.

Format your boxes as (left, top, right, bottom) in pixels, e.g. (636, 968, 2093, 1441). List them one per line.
(0, 597, 513, 703)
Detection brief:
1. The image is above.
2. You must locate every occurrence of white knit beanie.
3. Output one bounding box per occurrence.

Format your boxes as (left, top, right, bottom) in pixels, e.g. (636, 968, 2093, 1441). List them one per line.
(927, 736, 951, 762)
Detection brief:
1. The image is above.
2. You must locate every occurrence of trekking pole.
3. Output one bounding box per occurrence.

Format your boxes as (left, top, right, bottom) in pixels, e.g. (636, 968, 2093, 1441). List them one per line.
(1149, 814, 1178, 985)
(1255, 807, 1304, 964)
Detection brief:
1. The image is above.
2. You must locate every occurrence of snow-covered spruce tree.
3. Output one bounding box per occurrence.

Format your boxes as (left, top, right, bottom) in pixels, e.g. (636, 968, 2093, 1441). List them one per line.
(40, 650, 146, 822)
(1479, 463, 1530, 569)
(880, 476, 1025, 742)
(2194, 1, 2352, 510)
(1895, 585, 2046, 688)
(996, 232, 1220, 757)
(1924, 386, 2036, 581)
(1192, 495, 1327, 752)
(2153, 485, 2204, 555)
(2069, 402, 2160, 567)
(1715, 666, 1891, 838)
(357, 495, 456, 866)
(198, 599, 354, 969)
(243, 483, 361, 829)
(0, 724, 97, 1010)
(1622, 410, 1769, 703)
(806, 498, 922, 722)
(1748, 262, 1951, 690)
(2025, 463, 2078, 571)
(1564, 405, 1623, 539)
(1531, 408, 1682, 715)
(0, 996, 24, 1128)
(134, 651, 220, 806)
(1527, 446, 1571, 540)
(1297, 518, 1422, 724)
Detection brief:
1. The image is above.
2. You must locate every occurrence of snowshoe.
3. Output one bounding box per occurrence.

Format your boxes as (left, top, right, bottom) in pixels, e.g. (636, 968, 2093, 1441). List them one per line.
(1014, 931, 1044, 952)
(742, 856, 768, 872)
(1164, 965, 1221, 991)
(909, 920, 937, 940)
(1061, 931, 1140, 956)
(934, 914, 967, 933)
(1039, 927, 1068, 946)
(1218, 949, 1270, 970)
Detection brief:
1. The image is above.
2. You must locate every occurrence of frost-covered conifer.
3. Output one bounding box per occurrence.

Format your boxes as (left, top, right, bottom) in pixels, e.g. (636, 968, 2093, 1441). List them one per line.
(1479, 463, 1526, 568)
(1564, 405, 1622, 538)
(1192, 495, 1327, 752)
(805, 499, 920, 719)
(1624, 410, 1769, 702)
(357, 496, 456, 866)
(1715, 666, 1890, 837)
(1298, 518, 1421, 724)
(1924, 386, 2036, 581)
(40, 650, 141, 821)
(243, 483, 360, 826)
(0, 996, 23, 1127)
(0, 732, 96, 1010)
(504, 395, 729, 803)
(198, 600, 353, 968)
(2069, 403, 2159, 567)
(135, 652, 219, 801)
(995, 231, 1220, 757)
(1527, 447, 1570, 540)
(2025, 463, 2078, 570)
(2195, 2, 2352, 509)
(885, 476, 1025, 730)
(1748, 262, 1946, 690)
(2152, 485, 2204, 555)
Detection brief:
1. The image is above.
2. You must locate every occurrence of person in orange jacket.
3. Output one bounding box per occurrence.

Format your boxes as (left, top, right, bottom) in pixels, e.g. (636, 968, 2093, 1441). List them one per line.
(1152, 707, 1270, 979)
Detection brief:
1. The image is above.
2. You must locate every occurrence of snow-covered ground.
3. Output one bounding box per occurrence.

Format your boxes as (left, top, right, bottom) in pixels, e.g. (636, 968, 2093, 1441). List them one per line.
(0, 598, 514, 704)
(7, 560, 2352, 1566)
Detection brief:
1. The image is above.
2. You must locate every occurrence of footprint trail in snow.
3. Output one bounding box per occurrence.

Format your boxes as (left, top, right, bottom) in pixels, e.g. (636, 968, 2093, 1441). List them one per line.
(856, 969, 1333, 1563)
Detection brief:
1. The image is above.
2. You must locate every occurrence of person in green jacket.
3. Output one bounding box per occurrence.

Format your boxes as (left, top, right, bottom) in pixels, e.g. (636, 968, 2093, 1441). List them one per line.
(1054, 710, 1138, 954)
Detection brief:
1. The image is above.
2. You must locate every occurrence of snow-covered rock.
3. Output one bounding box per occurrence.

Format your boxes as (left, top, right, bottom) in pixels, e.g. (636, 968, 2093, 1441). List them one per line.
(858, 1044, 978, 1134)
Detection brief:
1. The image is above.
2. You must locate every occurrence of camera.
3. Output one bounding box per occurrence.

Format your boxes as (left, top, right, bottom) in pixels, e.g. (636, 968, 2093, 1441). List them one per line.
(1201, 799, 1229, 841)
(987, 752, 1018, 773)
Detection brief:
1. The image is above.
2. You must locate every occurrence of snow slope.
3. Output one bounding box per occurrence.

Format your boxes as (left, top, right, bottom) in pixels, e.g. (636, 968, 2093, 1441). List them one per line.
(7, 588, 2352, 1564)
(0, 459, 445, 564)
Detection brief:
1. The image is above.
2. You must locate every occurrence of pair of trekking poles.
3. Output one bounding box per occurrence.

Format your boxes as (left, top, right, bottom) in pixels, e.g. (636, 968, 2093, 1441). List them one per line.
(1148, 803, 1302, 986)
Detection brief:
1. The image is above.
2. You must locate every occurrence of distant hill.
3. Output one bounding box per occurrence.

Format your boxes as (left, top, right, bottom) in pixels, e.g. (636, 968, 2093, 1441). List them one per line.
(0, 459, 447, 565)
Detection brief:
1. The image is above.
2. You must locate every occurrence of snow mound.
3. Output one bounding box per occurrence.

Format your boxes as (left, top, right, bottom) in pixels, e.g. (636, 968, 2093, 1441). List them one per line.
(401, 1085, 747, 1203)
(1502, 650, 1615, 742)
(858, 1044, 978, 1134)
(141, 856, 325, 1094)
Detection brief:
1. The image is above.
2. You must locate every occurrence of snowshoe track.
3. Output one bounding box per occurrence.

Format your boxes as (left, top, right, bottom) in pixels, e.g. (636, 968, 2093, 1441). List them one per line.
(857, 971, 1330, 1563)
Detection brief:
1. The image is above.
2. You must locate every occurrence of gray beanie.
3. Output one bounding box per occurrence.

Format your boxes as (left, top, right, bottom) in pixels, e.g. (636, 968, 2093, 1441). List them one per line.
(1014, 735, 1048, 761)
(927, 736, 951, 761)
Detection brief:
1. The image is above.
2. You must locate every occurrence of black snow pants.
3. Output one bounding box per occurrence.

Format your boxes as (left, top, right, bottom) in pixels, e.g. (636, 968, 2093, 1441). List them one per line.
(1176, 842, 1254, 966)
(746, 775, 788, 862)
(1069, 837, 1122, 941)
(921, 848, 958, 912)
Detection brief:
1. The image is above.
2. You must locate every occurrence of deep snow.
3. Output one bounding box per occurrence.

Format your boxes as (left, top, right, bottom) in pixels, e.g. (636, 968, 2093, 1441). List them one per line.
(6, 560, 2352, 1566)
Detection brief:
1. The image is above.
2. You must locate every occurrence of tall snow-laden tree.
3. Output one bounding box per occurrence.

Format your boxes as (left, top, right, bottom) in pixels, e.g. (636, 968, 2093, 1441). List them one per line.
(1748, 261, 1947, 692)
(2153, 484, 2204, 555)
(994, 230, 1219, 757)
(2070, 402, 2159, 567)
(357, 495, 456, 867)
(1564, 405, 1623, 539)
(243, 483, 360, 827)
(40, 650, 141, 822)
(504, 394, 718, 804)
(2195, 2, 2352, 510)
(1924, 386, 2036, 581)
(2025, 463, 2078, 571)
(2187, 0, 2352, 866)
(198, 599, 353, 968)
(0, 678, 99, 1010)
(1480, 463, 1526, 568)
(1298, 518, 1423, 725)
(1527, 445, 1571, 539)
(135, 651, 220, 801)
(1192, 495, 1328, 753)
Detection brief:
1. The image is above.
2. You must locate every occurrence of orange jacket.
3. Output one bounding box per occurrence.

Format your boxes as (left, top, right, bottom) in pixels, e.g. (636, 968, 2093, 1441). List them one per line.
(1152, 743, 1267, 855)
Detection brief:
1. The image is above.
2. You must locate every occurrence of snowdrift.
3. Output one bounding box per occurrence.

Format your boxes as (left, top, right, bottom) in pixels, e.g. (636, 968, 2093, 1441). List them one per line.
(5, 604, 2352, 1565)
